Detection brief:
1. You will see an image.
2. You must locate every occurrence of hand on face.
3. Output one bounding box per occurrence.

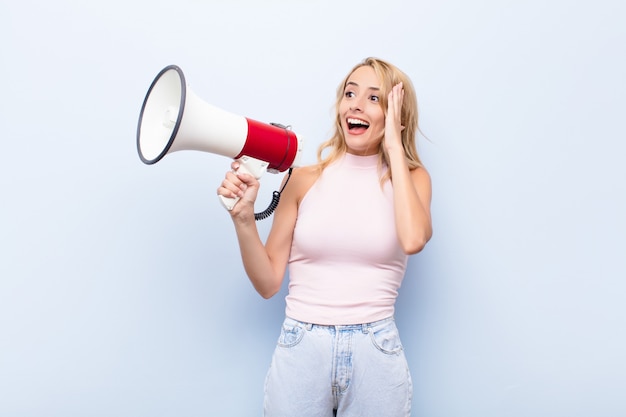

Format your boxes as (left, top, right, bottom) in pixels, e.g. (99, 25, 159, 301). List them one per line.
(384, 82, 405, 151)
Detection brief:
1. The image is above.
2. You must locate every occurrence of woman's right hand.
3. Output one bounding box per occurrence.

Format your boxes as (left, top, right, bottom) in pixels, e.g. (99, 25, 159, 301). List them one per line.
(217, 161, 260, 219)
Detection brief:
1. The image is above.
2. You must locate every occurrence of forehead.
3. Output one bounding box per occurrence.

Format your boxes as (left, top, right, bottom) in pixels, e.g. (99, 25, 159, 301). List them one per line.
(346, 65, 380, 89)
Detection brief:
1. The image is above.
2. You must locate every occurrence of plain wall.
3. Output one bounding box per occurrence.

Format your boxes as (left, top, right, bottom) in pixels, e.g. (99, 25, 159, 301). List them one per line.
(1, 0, 625, 416)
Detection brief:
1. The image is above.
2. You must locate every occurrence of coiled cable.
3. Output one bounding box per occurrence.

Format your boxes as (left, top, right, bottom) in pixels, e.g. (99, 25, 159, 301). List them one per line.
(255, 167, 294, 221)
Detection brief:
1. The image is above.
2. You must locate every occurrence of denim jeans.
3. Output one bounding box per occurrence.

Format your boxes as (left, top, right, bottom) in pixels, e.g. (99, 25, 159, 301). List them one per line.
(263, 316, 412, 417)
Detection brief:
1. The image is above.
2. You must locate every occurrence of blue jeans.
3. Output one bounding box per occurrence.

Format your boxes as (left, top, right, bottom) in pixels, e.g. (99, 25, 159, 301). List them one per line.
(263, 317, 412, 417)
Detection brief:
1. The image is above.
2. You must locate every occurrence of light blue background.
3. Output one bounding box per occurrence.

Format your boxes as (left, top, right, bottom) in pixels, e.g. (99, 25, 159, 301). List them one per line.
(1, 1, 625, 416)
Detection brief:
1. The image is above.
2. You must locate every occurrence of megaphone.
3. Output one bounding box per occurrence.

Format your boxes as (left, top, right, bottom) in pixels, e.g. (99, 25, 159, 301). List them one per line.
(136, 65, 303, 215)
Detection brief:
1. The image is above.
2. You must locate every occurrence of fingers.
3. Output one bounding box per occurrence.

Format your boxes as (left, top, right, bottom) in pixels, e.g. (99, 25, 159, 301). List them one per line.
(386, 82, 404, 131)
(387, 82, 404, 125)
(217, 170, 247, 199)
(387, 82, 404, 113)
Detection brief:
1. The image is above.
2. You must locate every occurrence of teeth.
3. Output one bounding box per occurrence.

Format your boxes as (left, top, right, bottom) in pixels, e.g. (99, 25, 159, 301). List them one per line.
(347, 118, 369, 127)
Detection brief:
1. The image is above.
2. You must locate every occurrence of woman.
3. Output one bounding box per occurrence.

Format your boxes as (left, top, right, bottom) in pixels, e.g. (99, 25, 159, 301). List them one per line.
(218, 57, 432, 417)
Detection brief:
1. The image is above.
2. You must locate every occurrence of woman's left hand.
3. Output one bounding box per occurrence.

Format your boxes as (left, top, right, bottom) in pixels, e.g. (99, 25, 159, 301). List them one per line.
(384, 82, 405, 152)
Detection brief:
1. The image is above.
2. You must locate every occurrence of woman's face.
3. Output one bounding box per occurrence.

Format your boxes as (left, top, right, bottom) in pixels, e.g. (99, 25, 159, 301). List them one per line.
(338, 65, 385, 156)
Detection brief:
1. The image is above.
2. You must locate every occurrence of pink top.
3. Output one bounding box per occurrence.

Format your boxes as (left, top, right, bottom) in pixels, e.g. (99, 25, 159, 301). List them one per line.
(285, 153, 408, 325)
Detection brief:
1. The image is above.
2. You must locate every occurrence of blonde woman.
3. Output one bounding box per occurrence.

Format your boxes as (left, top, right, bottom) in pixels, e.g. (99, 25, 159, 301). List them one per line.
(218, 57, 432, 416)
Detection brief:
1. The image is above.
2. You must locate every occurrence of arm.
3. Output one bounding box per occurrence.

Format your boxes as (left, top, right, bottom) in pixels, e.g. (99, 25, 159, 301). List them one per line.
(384, 83, 433, 254)
(217, 163, 302, 298)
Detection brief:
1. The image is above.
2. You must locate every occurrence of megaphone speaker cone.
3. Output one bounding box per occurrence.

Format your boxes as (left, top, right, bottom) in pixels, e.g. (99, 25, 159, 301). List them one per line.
(136, 65, 185, 164)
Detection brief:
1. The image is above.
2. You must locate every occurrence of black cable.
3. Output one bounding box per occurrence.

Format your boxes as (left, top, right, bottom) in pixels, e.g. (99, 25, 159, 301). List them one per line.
(255, 167, 293, 221)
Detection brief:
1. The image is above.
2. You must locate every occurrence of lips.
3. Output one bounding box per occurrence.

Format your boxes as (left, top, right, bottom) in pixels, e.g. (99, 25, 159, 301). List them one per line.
(347, 117, 370, 133)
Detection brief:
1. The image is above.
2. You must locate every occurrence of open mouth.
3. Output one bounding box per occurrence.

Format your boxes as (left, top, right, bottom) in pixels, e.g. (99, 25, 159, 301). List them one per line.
(347, 117, 370, 133)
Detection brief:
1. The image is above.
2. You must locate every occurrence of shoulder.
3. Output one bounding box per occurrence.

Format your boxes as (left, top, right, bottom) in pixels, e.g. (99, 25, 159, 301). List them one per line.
(270, 165, 319, 227)
(410, 165, 431, 183)
(410, 165, 432, 202)
(283, 165, 320, 205)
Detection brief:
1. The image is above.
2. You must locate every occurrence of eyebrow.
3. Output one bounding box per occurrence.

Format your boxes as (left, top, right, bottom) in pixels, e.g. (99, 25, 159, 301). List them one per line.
(345, 81, 380, 91)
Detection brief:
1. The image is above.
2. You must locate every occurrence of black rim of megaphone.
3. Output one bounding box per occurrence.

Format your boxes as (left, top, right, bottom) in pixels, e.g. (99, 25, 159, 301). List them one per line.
(136, 65, 186, 165)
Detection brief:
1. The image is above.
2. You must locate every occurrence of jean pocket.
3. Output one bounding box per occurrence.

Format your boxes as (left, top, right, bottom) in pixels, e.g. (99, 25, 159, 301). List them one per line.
(277, 319, 306, 348)
(369, 322, 403, 355)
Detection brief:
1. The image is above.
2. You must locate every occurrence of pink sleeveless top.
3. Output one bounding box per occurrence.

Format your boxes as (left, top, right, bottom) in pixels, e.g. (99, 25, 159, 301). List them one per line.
(285, 153, 408, 325)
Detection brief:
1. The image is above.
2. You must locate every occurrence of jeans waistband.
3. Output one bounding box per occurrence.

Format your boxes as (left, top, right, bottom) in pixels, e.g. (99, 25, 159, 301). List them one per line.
(285, 316, 395, 333)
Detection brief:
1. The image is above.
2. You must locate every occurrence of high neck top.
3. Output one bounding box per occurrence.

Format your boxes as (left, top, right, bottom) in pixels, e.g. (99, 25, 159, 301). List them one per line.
(342, 152, 380, 168)
(285, 153, 407, 325)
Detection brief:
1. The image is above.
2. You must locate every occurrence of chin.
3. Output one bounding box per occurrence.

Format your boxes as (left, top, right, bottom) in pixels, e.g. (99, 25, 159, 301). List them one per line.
(345, 137, 380, 155)
(346, 144, 379, 156)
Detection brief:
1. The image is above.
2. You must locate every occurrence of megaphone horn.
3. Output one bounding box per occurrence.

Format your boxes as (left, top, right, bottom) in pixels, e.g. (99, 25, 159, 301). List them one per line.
(136, 65, 304, 215)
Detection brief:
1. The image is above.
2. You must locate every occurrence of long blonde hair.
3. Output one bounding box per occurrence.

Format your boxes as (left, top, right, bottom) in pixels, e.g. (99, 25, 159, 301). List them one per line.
(315, 57, 423, 183)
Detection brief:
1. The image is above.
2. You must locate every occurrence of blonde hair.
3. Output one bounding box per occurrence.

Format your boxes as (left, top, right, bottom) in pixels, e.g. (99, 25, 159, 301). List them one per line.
(315, 57, 423, 183)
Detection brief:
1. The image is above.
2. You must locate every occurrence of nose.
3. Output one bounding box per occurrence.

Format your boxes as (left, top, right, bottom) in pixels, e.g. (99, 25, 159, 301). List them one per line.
(349, 95, 365, 112)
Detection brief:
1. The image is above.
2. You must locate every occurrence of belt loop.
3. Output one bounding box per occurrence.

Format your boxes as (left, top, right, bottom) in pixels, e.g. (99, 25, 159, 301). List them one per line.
(305, 322, 313, 331)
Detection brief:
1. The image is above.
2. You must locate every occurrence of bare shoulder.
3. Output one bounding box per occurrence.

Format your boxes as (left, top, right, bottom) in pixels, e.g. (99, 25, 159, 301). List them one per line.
(410, 166, 433, 204)
(270, 165, 319, 228)
(410, 165, 432, 185)
(282, 165, 320, 205)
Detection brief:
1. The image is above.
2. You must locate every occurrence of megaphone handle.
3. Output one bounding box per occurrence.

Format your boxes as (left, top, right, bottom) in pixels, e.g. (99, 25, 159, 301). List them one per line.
(219, 156, 268, 211)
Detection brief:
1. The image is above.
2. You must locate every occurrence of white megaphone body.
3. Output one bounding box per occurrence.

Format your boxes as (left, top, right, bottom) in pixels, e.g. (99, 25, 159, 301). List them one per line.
(136, 65, 303, 212)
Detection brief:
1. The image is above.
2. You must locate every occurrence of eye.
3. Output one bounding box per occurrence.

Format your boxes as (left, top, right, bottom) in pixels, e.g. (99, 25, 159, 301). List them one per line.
(344, 91, 355, 98)
(370, 95, 380, 103)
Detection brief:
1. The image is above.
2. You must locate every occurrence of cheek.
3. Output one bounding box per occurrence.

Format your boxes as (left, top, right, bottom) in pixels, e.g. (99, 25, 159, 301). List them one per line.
(373, 111, 386, 130)
(338, 100, 349, 115)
